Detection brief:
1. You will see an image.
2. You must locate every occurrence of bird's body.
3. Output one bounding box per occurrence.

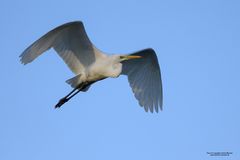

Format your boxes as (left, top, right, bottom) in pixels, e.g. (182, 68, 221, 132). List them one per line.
(86, 55, 122, 80)
(65, 54, 124, 89)
(20, 21, 163, 113)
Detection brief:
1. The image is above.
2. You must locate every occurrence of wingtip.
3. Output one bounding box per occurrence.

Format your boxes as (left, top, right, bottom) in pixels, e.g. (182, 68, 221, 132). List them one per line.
(160, 106, 163, 111)
(160, 101, 163, 111)
(19, 50, 34, 65)
(153, 105, 163, 113)
(19, 55, 28, 65)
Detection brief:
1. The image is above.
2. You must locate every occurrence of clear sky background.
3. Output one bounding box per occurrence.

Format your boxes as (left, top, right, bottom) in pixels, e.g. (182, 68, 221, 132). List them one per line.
(1, 0, 240, 160)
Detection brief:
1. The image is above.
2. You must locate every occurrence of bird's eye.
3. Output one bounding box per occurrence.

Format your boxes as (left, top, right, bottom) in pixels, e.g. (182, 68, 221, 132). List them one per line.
(120, 56, 126, 61)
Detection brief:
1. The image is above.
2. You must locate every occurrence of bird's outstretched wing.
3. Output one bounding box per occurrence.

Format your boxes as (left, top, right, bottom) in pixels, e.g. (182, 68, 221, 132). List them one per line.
(20, 21, 102, 74)
(121, 48, 163, 113)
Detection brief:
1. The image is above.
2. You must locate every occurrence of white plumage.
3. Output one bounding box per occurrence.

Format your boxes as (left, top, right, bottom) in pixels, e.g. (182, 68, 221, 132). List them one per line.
(20, 21, 163, 113)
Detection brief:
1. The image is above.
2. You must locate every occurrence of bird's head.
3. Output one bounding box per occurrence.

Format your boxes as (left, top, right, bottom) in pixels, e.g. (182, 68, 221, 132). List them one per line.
(107, 54, 142, 78)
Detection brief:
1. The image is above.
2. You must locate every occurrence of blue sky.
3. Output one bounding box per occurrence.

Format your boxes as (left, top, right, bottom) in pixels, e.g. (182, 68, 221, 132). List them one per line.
(1, 0, 240, 159)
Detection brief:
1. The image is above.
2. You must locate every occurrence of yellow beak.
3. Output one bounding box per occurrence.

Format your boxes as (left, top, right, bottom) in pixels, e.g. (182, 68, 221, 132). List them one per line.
(121, 55, 142, 61)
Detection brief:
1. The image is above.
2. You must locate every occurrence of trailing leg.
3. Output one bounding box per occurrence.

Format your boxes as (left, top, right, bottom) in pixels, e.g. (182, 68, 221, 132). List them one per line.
(55, 83, 84, 108)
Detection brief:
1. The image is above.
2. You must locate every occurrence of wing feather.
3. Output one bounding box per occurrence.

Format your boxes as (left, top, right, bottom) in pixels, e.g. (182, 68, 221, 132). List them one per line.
(121, 48, 163, 113)
(20, 21, 102, 74)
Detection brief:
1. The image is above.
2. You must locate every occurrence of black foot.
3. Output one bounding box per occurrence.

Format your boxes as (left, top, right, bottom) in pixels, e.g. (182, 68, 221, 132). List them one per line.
(55, 97, 69, 108)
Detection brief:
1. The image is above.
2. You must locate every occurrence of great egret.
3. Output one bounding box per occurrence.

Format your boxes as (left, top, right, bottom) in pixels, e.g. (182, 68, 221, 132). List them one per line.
(20, 21, 163, 113)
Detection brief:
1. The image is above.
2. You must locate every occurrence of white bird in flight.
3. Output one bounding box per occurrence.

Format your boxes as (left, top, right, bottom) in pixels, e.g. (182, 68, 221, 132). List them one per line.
(20, 21, 163, 113)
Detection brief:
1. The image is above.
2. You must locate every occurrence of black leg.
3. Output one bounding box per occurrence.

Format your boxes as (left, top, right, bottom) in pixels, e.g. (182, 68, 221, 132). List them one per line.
(55, 83, 84, 108)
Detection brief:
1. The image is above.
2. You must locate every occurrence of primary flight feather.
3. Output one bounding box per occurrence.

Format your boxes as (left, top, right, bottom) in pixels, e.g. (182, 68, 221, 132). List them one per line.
(20, 21, 163, 113)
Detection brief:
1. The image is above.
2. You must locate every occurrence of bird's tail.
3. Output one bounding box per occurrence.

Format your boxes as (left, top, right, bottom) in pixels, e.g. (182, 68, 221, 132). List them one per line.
(66, 74, 82, 88)
(66, 74, 91, 92)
